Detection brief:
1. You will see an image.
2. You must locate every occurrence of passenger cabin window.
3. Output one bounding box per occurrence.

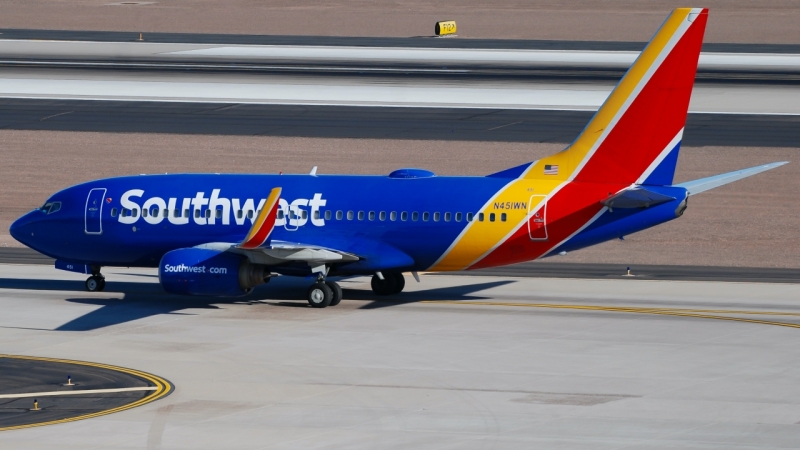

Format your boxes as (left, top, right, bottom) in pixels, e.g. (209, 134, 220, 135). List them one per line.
(302, 210, 308, 220)
(195, 209, 200, 219)
(422, 212, 429, 222)
(501, 213, 507, 222)
(401, 212, 408, 221)
(390, 211, 397, 221)
(412, 212, 419, 221)
(369, 211, 376, 221)
(379, 211, 386, 221)
(358, 211, 365, 221)
(277, 210, 284, 220)
(478, 213, 484, 222)
(205, 209, 211, 219)
(184, 209, 190, 218)
(489, 213, 496, 222)
(466, 212, 473, 222)
(142, 208, 148, 218)
(325, 210, 332, 220)
(247, 210, 253, 219)
(347, 211, 354, 220)
(216, 209, 222, 219)
(336, 210, 343, 220)
(237, 210, 243, 219)
(444, 212, 451, 222)
(455, 212, 462, 222)
(111, 208, 118, 217)
(132, 209, 138, 218)
(433, 212, 440, 222)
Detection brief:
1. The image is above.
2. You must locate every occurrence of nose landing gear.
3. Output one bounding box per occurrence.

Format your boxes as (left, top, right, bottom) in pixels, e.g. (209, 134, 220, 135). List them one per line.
(85, 274, 105, 292)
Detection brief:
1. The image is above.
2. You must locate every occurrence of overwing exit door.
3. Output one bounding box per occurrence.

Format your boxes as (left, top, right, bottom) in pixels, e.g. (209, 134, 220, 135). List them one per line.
(85, 188, 106, 235)
(528, 195, 548, 240)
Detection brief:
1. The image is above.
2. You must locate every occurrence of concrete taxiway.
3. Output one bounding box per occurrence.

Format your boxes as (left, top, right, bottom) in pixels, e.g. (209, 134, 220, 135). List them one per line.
(2, 263, 800, 448)
(2, 68, 799, 114)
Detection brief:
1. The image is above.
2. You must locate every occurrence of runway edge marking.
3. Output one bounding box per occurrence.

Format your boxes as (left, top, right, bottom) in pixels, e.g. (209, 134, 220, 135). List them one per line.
(0, 354, 174, 432)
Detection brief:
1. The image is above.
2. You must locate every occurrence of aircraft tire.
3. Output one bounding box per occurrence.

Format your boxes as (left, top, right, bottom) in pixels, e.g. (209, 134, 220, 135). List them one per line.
(307, 282, 333, 308)
(371, 273, 405, 295)
(391, 273, 406, 294)
(85, 275, 104, 292)
(326, 281, 343, 306)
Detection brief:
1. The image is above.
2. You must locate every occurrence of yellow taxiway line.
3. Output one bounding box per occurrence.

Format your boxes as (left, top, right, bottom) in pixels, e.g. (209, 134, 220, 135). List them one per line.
(420, 301, 800, 330)
(0, 354, 173, 432)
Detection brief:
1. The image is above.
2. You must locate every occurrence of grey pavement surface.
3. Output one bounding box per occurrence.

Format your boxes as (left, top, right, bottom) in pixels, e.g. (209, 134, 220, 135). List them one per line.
(4, 247, 800, 285)
(0, 357, 158, 429)
(1, 99, 799, 147)
(2, 263, 800, 448)
(3, 29, 800, 53)
(4, 69, 799, 114)
(1, 39, 798, 83)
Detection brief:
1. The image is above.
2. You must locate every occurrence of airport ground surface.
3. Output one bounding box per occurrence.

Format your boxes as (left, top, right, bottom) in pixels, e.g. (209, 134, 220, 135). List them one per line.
(2, 0, 800, 44)
(3, 263, 800, 448)
(2, 3, 800, 445)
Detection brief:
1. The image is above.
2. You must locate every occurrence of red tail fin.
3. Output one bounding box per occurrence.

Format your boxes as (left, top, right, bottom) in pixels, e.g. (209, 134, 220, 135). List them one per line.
(529, 8, 708, 186)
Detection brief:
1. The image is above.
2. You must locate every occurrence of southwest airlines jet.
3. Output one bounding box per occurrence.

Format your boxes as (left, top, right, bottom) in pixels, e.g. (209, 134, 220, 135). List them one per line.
(9, 8, 787, 308)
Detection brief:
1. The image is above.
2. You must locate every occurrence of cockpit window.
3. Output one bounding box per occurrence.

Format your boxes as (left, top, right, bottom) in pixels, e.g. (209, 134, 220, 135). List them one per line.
(40, 201, 62, 214)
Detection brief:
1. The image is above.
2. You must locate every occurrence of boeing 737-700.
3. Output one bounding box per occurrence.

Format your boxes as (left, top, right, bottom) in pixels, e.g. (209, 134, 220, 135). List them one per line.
(10, 8, 787, 307)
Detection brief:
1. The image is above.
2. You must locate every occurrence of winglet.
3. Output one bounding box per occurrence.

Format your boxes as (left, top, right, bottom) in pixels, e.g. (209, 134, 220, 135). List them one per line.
(676, 162, 788, 196)
(239, 187, 282, 249)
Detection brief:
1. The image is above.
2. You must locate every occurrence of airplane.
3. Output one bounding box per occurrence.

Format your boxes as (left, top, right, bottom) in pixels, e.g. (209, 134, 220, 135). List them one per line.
(9, 8, 787, 308)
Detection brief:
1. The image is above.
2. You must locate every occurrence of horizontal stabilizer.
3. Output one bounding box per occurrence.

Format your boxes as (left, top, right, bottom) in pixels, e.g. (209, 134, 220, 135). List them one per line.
(676, 162, 788, 196)
(602, 186, 676, 209)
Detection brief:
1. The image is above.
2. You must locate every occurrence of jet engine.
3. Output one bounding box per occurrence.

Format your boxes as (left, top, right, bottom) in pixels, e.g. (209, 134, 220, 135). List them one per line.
(159, 248, 270, 296)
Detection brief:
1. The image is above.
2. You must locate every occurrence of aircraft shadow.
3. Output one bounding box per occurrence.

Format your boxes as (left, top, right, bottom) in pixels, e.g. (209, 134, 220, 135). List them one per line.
(0, 276, 516, 331)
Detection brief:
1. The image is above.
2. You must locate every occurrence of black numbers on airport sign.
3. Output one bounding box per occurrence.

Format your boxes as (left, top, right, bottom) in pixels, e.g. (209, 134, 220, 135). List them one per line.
(435, 21, 457, 36)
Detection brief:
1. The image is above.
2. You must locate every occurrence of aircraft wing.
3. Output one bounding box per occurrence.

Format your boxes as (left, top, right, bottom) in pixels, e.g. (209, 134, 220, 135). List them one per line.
(232, 241, 360, 266)
(676, 161, 788, 196)
(197, 186, 361, 268)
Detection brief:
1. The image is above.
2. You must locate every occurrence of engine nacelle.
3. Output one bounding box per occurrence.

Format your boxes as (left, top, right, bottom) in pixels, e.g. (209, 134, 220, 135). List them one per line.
(159, 248, 270, 296)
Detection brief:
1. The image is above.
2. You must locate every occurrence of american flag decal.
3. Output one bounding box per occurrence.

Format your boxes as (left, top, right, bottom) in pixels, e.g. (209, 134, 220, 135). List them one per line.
(543, 164, 559, 175)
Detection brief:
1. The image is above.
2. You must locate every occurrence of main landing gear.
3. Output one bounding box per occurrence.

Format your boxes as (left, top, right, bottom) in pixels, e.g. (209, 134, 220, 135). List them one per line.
(85, 273, 105, 292)
(306, 271, 406, 307)
(307, 279, 342, 308)
(371, 272, 405, 296)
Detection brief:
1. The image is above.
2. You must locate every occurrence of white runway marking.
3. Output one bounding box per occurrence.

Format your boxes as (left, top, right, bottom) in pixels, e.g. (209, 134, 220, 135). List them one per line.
(0, 386, 157, 399)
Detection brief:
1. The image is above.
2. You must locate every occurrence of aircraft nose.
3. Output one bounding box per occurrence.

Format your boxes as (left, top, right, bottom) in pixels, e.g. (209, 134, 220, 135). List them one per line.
(9, 211, 37, 246)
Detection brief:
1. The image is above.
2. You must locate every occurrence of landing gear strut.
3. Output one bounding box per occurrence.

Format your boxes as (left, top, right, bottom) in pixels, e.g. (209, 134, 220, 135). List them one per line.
(371, 272, 405, 295)
(306, 278, 343, 308)
(85, 274, 105, 292)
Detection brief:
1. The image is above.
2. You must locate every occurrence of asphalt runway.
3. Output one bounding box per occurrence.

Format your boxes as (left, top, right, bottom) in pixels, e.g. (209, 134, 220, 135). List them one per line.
(2, 99, 799, 147)
(2, 263, 800, 447)
(5, 247, 799, 284)
(3, 28, 800, 54)
(6, 99, 800, 147)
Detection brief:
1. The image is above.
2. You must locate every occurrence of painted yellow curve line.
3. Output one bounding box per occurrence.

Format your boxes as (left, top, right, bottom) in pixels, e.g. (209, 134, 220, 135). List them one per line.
(420, 301, 800, 330)
(0, 354, 173, 432)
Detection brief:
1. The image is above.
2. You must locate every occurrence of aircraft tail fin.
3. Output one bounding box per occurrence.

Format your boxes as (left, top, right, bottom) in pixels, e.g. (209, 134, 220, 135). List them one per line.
(527, 8, 708, 185)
